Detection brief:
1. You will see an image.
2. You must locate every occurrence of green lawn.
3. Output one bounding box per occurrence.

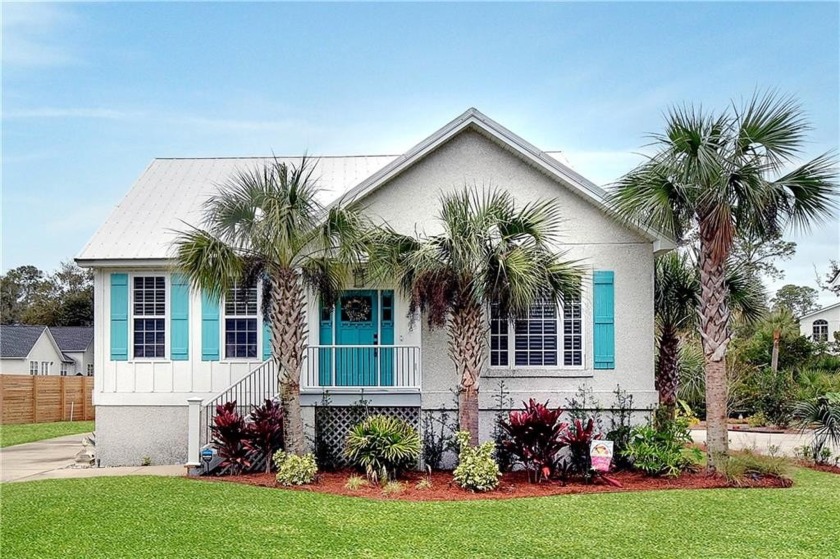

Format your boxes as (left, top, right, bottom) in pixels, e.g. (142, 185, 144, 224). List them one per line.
(1, 468, 838, 558)
(0, 420, 94, 448)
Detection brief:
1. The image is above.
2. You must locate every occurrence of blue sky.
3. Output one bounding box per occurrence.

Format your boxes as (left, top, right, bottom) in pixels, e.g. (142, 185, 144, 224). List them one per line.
(2, 2, 838, 303)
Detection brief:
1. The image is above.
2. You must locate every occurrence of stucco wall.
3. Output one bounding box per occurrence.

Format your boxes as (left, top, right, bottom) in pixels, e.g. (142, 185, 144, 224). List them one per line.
(799, 305, 840, 343)
(96, 405, 187, 466)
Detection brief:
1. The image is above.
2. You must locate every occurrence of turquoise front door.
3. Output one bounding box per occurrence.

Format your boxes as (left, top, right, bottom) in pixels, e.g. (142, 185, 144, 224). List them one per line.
(318, 290, 395, 387)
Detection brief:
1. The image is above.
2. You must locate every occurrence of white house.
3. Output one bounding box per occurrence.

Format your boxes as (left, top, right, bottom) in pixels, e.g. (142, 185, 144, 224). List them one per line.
(51, 327, 95, 376)
(799, 301, 840, 345)
(0, 325, 74, 376)
(77, 108, 674, 467)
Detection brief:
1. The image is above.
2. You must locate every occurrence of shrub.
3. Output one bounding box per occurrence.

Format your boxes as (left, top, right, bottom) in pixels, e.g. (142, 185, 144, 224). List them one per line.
(344, 475, 368, 491)
(623, 417, 701, 477)
(211, 401, 251, 474)
(345, 415, 421, 484)
(747, 411, 767, 428)
(272, 451, 318, 486)
(721, 450, 791, 487)
(381, 481, 405, 496)
(499, 399, 567, 482)
(605, 386, 634, 471)
(491, 381, 516, 472)
(793, 393, 840, 464)
(560, 417, 601, 478)
(312, 394, 340, 471)
(415, 478, 433, 490)
(421, 408, 456, 471)
(245, 399, 283, 473)
(452, 431, 501, 492)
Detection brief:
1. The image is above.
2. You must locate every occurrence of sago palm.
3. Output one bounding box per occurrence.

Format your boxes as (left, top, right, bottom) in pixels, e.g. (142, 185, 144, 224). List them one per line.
(174, 157, 369, 454)
(655, 252, 764, 422)
(370, 187, 583, 445)
(611, 92, 837, 468)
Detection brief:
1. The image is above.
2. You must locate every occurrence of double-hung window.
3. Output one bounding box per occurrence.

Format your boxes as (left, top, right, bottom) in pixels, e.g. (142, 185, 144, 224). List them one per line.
(133, 276, 166, 359)
(490, 288, 583, 368)
(813, 320, 829, 343)
(224, 283, 259, 359)
(40, 361, 49, 375)
(29, 361, 38, 375)
(87, 364, 94, 376)
(60, 363, 68, 376)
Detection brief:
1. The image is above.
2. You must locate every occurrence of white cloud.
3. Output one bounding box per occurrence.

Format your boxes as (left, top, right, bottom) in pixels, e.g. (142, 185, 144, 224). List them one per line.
(1, 4, 81, 67)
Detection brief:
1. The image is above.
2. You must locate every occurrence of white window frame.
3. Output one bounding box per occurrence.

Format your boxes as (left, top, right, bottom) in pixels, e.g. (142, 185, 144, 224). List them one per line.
(40, 361, 50, 375)
(87, 363, 94, 376)
(60, 363, 68, 376)
(29, 361, 38, 375)
(221, 281, 262, 361)
(129, 273, 169, 361)
(813, 319, 829, 343)
(489, 292, 586, 371)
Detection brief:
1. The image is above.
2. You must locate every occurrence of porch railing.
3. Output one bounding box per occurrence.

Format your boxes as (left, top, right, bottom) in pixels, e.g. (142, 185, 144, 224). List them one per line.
(303, 345, 421, 390)
(200, 359, 278, 448)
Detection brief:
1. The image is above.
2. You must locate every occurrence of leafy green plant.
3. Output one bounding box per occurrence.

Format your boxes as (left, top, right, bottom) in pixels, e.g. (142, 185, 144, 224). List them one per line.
(491, 381, 516, 472)
(793, 393, 840, 464)
(421, 407, 457, 471)
(344, 475, 368, 491)
(452, 431, 501, 492)
(272, 451, 318, 486)
(721, 450, 791, 487)
(499, 399, 567, 482)
(345, 415, 421, 484)
(623, 416, 701, 477)
(605, 386, 635, 471)
(747, 411, 767, 428)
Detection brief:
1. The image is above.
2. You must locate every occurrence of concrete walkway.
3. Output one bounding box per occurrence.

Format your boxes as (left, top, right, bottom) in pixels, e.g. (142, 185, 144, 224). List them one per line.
(1, 434, 183, 483)
(691, 429, 839, 457)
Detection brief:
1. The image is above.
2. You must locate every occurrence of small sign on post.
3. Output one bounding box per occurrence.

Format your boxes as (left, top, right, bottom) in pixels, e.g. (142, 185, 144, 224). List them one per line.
(590, 440, 614, 473)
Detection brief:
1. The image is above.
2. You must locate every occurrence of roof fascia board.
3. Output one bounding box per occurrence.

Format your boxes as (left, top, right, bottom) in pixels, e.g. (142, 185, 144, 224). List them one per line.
(799, 301, 840, 320)
(76, 258, 174, 269)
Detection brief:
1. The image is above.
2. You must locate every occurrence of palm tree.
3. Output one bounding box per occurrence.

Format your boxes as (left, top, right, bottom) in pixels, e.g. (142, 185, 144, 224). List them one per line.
(174, 157, 369, 455)
(611, 92, 837, 469)
(369, 187, 583, 445)
(654, 252, 764, 422)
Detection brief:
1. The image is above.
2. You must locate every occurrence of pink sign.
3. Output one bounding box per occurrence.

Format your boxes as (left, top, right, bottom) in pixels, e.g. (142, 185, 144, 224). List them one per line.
(590, 440, 614, 472)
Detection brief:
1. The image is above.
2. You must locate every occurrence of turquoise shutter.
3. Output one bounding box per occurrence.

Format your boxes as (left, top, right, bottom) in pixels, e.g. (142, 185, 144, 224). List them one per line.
(593, 270, 615, 370)
(170, 274, 190, 361)
(262, 321, 271, 361)
(201, 291, 220, 361)
(110, 273, 129, 361)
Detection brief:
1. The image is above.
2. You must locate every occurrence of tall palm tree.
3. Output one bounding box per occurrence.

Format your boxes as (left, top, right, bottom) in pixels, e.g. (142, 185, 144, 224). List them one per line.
(369, 187, 583, 445)
(611, 92, 837, 469)
(655, 252, 764, 422)
(174, 157, 369, 455)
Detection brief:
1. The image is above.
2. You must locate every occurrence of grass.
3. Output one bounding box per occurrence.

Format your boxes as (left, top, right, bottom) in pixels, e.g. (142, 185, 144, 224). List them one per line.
(0, 421, 94, 448)
(1, 468, 838, 558)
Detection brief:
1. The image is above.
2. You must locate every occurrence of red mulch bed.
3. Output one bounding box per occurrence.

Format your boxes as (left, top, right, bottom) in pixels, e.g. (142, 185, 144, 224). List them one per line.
(797, 461, 840, 475)
(199, 468, 790, 501)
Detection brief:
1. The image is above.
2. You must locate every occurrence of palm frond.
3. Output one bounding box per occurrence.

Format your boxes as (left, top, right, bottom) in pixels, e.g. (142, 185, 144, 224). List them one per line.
(172, 227, 247, 300)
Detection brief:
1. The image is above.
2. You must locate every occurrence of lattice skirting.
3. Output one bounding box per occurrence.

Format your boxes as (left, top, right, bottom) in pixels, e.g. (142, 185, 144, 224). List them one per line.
(315, 406, 421, 467)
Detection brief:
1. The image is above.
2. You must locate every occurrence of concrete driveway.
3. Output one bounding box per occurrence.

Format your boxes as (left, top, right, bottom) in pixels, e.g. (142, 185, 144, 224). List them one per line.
(1, 435, 182, 483)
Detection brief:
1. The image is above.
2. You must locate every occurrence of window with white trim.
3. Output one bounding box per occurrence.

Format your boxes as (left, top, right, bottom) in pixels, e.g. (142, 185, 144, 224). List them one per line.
(224, 283, 258, 359)
(60, 363, 68, 376)
(29, 361, 38, 375)
(40, 361, 49, 375)
(490, 288, 583, 368)
(87, 364, 94, 376)
(133, 276, 166, 358)
(813, 319, 829, 343)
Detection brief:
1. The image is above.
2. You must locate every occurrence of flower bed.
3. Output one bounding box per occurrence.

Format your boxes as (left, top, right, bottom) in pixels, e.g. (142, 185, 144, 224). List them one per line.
(200, 468, 790, 501)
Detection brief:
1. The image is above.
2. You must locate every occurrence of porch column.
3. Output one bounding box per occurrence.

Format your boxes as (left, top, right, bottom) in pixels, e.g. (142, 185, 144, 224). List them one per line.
(185, 397, 203, 466)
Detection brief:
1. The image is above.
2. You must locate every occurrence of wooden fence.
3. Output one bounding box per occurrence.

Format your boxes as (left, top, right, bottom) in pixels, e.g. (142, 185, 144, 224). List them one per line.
(0, 375, 94, 424)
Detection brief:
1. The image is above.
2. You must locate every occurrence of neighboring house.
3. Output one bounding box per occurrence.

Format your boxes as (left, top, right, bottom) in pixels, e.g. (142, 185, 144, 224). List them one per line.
(799, 302, 840, 345)
(77, 108, 674, 466)
(0, 325, 74, 376)
(50, 327, 95, 377)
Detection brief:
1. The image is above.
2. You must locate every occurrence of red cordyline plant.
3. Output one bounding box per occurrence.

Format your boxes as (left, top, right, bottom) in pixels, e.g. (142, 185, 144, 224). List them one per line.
(245, 399, 284, 474)
(500, 399, 568, 483)
(560, 418, 601, 477)
(212, 401, 251, 475)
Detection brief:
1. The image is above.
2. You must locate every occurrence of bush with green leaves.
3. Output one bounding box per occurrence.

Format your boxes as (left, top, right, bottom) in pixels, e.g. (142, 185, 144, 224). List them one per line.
(345, 415, 421, 484)
(272, 451, 318, 486)
(721, 450, 791, 487)
(623, 416, 701, 477)
(452, 431, 501, 492)
(793, 393, 840, 464)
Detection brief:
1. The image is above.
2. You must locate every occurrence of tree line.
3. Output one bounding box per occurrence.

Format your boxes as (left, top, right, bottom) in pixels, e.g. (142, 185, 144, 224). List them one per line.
(0, 261, 93, 326)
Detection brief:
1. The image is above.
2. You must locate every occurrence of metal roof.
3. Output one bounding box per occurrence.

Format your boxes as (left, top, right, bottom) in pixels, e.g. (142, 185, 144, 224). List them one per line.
(50, 327, 94, 352)
(0, 325, 47, 358)
(76, 155, 400, 262)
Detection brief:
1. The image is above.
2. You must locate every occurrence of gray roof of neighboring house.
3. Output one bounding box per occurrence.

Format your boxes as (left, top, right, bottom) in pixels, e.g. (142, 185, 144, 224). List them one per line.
(50, 327, 94, 353)
(0, 325, 48, 358)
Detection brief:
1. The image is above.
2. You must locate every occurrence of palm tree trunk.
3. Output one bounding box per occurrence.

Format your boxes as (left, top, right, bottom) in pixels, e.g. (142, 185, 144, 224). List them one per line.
(269, 268, 307, 455)
(697, 220, 731, 471)
(771, 329, 780, 373)
(655, 326, 680, 425)
(449, 296, 486, 446)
